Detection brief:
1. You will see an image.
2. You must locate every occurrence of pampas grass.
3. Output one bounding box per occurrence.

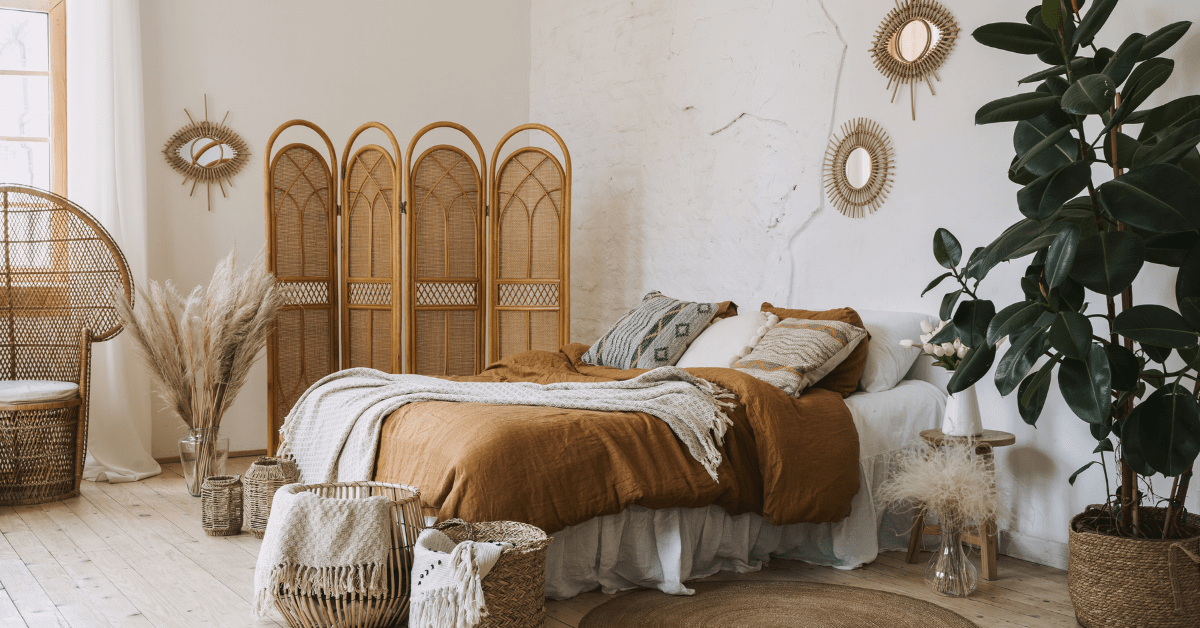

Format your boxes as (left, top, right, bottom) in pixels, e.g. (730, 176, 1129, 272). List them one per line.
(115, 247, 281, 493)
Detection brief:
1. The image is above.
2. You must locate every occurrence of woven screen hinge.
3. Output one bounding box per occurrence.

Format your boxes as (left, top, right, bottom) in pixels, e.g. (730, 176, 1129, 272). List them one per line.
(485, 204, 489, 217)
(335, 203, 341, 216)
(400, 200, 407, 215)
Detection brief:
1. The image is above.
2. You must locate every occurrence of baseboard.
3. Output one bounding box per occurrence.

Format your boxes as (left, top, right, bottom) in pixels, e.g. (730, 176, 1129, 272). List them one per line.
(153, 449, 266, 465)
(998, 530, 1069, 571)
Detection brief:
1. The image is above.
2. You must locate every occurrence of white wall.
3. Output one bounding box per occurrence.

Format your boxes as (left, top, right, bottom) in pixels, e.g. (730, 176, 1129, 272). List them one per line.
(139, 0, 531, 458)
(530, 0, 1200, 567)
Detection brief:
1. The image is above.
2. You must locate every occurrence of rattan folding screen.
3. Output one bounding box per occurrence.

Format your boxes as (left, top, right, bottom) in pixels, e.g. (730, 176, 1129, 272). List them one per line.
(264, 121, 570, 452)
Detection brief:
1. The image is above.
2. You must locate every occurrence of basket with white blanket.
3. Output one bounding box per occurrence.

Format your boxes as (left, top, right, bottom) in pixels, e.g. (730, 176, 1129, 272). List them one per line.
(417, 518, 553, 628)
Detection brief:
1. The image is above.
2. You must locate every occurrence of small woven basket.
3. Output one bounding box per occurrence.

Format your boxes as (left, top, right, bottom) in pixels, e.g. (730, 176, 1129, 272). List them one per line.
(243, 456, 299, 538)
(1069, 506, 1200, 627)
(273, 481, 423, 628)
(201, 475, 243, 537)
(433, 518, 553, 628)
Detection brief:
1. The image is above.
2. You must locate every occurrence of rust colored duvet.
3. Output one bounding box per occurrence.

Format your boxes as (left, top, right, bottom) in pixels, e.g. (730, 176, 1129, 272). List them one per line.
(372, 343, 860, 534)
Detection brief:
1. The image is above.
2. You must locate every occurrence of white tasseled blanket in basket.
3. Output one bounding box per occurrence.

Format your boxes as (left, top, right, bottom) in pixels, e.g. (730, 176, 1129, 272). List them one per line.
(409, 528, 512, 628)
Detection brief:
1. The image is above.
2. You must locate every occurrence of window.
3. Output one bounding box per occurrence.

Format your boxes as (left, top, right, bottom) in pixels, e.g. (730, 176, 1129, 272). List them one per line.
(0, 0, 65, 195)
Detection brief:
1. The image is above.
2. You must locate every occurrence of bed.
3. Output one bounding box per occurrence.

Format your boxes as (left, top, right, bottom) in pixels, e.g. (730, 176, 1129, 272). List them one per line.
(369, 308, 947, 598)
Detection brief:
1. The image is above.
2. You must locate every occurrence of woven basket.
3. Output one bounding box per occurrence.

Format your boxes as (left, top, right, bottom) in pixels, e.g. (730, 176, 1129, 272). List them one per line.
(201, 475, 243, 536)
(273, 481, 423, 628)
(433, 518, 553, 628)
(243, 456, 299, 538)
(1069, 506, 1200, 627)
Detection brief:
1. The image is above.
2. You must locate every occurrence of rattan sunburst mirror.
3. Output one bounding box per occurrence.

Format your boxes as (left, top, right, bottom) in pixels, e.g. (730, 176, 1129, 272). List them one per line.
(163, 96, 249, 211)
(869, 0, 959, 120)
(823, 118, 895, 218)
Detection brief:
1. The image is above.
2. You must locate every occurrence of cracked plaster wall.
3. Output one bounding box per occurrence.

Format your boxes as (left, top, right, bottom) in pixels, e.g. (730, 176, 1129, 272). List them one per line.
(531, 0, 1200, 564)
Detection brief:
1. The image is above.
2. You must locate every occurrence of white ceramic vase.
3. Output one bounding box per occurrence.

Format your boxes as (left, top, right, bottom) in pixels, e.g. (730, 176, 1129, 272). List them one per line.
(942, 384, 983, 437)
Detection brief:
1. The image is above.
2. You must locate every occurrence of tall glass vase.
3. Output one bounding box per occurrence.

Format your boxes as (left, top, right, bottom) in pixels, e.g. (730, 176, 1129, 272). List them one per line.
(178, 427, 229, 497)
(925, 525, 978, 597)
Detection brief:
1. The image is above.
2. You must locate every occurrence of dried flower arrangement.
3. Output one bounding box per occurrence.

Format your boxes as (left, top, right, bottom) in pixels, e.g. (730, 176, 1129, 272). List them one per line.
(115, 248, 282, 494)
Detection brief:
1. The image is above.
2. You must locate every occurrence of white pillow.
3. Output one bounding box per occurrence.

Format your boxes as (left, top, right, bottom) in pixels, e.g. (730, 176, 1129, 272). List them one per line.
(0, 380, 79, 404)
(857, 310, 939, 393)
(676, 312, 777, 368)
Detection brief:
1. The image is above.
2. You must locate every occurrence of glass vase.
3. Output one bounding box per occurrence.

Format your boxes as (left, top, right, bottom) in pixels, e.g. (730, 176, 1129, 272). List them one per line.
(925, 525, 978, 597)
(178, 427, 229, 497)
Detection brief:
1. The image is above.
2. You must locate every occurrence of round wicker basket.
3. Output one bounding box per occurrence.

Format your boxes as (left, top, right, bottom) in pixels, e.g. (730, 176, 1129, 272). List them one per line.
(1069, 506, 1200, 627)
(200, 475, 243, 537)
(243, 456, 299, 539)
(272, 481, 423, 628)
(433, 518, 553, 628)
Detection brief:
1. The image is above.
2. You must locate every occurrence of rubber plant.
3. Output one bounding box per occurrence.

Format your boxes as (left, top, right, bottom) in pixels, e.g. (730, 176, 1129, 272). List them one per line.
(924, 0, 1198, 539)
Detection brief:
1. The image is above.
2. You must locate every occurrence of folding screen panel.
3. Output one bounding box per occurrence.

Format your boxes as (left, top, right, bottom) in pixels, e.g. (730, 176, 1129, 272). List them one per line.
(405, 123, 487, 376)
(488, 124, 571, 361)
(264, 121, 339, 455)
(340, 123, 403, 373)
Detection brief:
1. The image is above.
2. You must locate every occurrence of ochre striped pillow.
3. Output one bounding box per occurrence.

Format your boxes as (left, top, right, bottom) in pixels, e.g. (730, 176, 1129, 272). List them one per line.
(733, 318, 868, 397)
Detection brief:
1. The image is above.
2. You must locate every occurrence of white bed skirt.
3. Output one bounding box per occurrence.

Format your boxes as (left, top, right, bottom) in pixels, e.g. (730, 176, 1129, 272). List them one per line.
(542, 453, 913, 599)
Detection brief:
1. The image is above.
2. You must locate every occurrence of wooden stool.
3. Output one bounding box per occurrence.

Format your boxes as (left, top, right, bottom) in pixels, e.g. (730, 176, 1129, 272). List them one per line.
(905, 428, 1015, 580)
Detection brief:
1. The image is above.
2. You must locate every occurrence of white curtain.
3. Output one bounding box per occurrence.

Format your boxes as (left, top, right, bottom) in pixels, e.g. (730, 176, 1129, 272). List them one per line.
(68, 0, 160, 483)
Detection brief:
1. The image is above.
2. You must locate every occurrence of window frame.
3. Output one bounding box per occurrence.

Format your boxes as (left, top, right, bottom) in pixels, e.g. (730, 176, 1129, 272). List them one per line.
(1, 0, 66, 196)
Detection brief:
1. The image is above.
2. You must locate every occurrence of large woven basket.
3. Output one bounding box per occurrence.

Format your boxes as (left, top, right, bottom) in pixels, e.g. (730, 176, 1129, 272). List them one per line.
(273, 482, 423, 628)
(1069, 506, 1200, 627)
(433, 518, 553, 628)
(243, 456, 299, 538)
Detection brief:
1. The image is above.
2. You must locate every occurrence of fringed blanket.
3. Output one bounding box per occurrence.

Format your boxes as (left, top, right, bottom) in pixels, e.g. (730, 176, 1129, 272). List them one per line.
(251, 484, 393, 618)
(278, 366, 736, 483)
(409, 529, 511, 628)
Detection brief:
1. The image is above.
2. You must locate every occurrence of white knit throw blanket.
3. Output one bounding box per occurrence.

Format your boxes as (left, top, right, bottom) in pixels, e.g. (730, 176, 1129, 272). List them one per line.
(409, 529, 511, 628)
(251, 485, 393, 618)
(278, 366, 736, 483)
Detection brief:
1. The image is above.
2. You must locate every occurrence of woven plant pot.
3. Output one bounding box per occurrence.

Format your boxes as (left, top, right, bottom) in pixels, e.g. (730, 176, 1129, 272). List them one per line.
(243, 456, 299, 539)
(272, 481, 423, 628)
(201, 475, 243, 536)
(1069, 506, 1200, 627)
(434, 518, 554, 628)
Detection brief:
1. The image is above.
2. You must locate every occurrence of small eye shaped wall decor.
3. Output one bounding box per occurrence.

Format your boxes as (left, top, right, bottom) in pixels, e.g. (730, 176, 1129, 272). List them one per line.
(869, 0, 959, 120)
(823, 118, 895, 218)
(163, 95, 249, 211)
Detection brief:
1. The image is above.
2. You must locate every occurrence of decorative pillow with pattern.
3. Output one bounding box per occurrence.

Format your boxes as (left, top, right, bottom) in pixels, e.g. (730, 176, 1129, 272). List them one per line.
(733, 318, 868, 397)
(582, 291, 721, 369)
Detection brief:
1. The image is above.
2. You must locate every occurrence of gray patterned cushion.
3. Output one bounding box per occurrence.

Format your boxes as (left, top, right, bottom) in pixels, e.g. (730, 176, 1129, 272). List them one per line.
(582, 291, 720, 369)
(733, 318, 867, 396)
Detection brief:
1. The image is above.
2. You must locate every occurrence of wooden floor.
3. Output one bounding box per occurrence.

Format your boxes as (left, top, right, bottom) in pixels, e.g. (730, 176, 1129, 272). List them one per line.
(0, 456, 1076, 628)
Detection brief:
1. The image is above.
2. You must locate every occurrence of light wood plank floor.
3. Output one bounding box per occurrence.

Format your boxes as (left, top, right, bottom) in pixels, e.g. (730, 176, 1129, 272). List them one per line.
(0, 456, 1075, 627)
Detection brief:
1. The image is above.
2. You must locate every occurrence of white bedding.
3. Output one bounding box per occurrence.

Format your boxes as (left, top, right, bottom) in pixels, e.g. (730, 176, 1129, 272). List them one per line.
(541, 378, 946, 598)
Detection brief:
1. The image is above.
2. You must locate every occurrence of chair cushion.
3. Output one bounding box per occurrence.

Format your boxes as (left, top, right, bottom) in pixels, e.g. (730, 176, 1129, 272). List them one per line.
(0, 380, 80, 404)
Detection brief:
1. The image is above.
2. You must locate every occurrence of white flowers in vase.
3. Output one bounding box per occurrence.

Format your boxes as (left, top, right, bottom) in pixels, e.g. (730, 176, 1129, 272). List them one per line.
(899, 319, 968, 371)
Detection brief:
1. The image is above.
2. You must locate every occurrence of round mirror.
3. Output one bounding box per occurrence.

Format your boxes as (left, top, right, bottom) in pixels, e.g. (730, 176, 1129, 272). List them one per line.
(180, 137, 234, 168)
(845, 147, 873, 190)
(894, 19, 932, 62)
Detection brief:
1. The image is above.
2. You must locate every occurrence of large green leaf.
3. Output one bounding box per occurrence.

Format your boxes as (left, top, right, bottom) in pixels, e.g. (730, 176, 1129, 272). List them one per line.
(1113, 304, 1199, 348)
(973, 22, 1056, 55)
(1040, 0, 1062, 28)
(1131, 383, 1200, 476)
(921, 272, 954, 297)
(1102, 33, 1146, 87)
(1013, 124, 1075, 176)
(964, 246, 987, 281)
(1017, 356, 1059, 425)
(1143, 343, 1172, 364)
(1027, 5, 1078, 66)
(1105, 344, 1140, 391)
(933, 228, 962, 269)
(1044, 223, 1080, 288)
(1072, 0, 1118, 47)
(1176, 242, 1200, 329)
(1103, 131, 1142, 170)
(953, 299, 996, 348)
(1061, 74, 1116, 115)
(1137, 95, 1200, 142)
(1098, 164, 1200, 233)
(1014, 107, 1078, 176)
(1122, 58, 1175, 116)
(1069, 231, 1145, 296)
(976, 92, 1059, 125)
(1145, 232, 1200, 267)
(1138, 21, 1192, 61)
(987, 300, 1043, 345)
(1058, 344, 1112, 424)
(1018, 163, 1092, 221)
(996, 326, 1049, 396)
(1069, 461, 1101, 485)
(940, 290, 962, 321)
(947, 342, 997, 395)
(1049, 311, 1093, 360)
(1133, 119, 1200, 167)
(1121, 409, 1157, 476)
(1017, 58, 1094, 85)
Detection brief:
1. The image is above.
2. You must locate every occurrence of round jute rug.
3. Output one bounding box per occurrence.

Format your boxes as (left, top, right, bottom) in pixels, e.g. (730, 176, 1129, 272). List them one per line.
(578, 581, 978, 627)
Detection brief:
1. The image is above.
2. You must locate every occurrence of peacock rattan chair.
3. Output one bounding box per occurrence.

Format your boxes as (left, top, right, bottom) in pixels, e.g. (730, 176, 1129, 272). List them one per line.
(0, 185, 132, 505)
